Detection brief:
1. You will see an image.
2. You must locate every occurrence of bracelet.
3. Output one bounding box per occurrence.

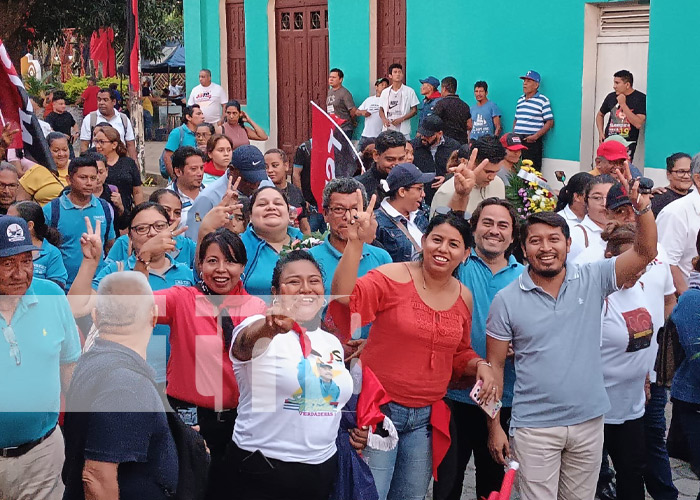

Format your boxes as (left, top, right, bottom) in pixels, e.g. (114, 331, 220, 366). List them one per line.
(633, 204, 652, 217)
(476, 359, 492, 368)
(136, 253, 151, 268)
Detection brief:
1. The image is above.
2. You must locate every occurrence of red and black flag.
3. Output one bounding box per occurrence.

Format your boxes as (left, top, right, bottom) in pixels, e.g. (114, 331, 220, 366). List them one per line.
(125, 0, 140, 90)
(0, 38, 56, 172)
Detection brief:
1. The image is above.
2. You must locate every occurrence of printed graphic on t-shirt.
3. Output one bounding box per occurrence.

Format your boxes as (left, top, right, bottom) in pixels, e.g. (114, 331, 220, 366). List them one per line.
(607, 105, 633, 139)
(283, 350, 343, 415)
(327, 95, 336, 115)
(621, 307, 653, 352)
(194, 91, 213, 107)
(387, 90, 402, 121)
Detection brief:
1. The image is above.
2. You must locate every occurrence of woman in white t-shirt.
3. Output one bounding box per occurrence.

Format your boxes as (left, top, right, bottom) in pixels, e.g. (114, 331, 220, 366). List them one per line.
(568, 174, 615, 262)
(600, 222, 655, 500)
(230, 250, 364, 500)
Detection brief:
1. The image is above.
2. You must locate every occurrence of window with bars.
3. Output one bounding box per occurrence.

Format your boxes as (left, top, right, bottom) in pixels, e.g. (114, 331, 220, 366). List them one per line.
(280, 12, 290, 30)
(311, 11, 321, 29)
(294, 12, 304, 30)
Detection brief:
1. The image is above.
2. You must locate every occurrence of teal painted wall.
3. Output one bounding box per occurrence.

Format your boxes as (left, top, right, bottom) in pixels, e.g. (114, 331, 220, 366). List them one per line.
(243, 0, 271, 131)
(184, 0, 222, 94)
(406, 0, 586, 162)
(328, 0, 371, 138)
(646, 0, 700, 168)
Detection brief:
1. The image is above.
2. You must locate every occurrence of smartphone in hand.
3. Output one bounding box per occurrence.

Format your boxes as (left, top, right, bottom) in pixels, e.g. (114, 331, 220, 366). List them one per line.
(469, 380, 503, 419)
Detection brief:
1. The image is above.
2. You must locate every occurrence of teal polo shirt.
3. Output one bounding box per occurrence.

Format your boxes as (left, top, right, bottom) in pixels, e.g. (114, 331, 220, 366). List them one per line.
(33, 240, 68, 289)
(309, 235, 392, 294)
(93, 255, 195, 384)
(448, 250, 523, 407)
(0, 278, 81, 448)
(43, 193, 116, 287)
(240, 224, 304, 298)
(165, 124, 197, 152)
(107, 234, 196, 269)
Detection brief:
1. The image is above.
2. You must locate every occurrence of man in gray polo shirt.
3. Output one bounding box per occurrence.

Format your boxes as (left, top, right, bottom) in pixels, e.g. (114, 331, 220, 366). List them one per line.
(484, 174, 657, 500)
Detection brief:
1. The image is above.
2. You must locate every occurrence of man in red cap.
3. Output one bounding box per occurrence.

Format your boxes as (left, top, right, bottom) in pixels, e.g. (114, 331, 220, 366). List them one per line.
(589, 141, 628, 176)
(496, 133, 528, 187)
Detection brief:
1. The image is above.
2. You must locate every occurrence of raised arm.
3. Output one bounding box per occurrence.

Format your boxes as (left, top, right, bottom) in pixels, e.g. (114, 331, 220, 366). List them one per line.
(613, 162, 658, 287)
(67, 217, 103, 318)
(231, 309, 296, 362)
(330, 190, 376, 304)
(447, 147, 488, 213)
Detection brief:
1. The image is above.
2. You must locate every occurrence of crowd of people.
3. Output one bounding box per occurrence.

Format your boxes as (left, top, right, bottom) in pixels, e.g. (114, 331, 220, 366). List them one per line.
(0, 60, 698, 500)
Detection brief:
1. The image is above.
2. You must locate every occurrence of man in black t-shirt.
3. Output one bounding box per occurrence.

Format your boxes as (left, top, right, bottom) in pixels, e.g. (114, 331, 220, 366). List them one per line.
(293, 139, 314, 206)
(433, 76, 472, 145)
(596, 69, 646, 161)
(44, 92, 78, 158)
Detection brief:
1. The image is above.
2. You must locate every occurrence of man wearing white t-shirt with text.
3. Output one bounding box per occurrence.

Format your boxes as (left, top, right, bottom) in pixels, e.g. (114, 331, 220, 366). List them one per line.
(187, 69, 228, 125)
(379, 63, 419, 140)
(356, 77, 389, 152)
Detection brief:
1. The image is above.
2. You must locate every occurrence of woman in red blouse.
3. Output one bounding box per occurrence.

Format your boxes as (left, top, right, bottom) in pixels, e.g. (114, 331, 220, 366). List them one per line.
(331, 191, 497, 500)
(147, 228, 266, 500)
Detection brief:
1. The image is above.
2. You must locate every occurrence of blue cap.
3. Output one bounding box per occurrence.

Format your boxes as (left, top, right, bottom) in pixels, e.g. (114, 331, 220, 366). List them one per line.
(419, 76, 440, 89)
(231, 145, 268, 184)
(0, 217, 38, 258)
(386, 163, 435, 192)
(520, 70, 541, 83)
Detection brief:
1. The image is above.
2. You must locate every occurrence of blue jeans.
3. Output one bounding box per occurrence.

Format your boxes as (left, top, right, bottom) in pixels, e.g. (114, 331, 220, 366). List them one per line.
(143, 110, 153, 141)
(363, 402, 432, 500)
(644, 384, 679, 499)
(675, 401, 700, 500)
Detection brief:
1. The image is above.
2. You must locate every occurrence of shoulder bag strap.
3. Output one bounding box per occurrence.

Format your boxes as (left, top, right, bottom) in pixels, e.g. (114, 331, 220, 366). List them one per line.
(379, 206, 421, 252)
(575, 224, 589, 248)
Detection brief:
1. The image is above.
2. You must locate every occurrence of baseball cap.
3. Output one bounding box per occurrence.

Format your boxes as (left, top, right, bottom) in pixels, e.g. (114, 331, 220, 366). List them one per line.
(0, 217, 38, 258)
(606, 183, 631, 211)
(375, 77, 390, 86)
(417, 114, 443, 137)
(519, 70, 541, 83)
(597, 141, 628, 162)
(232, 145, 267, 184)
(604, 134, 635, 148)
(500, 133, 528, 151)
(386, 163, 435, 191)
(419, 76, 440, 89)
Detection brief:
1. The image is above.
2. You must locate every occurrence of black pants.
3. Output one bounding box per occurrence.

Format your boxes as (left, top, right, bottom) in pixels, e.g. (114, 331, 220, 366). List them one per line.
(168, 396, 237, 500)
(433, 400, 511, 500)
(604, 417, 646, 500)
(227, 441, 338, 500)
(517, 134, 544, 171)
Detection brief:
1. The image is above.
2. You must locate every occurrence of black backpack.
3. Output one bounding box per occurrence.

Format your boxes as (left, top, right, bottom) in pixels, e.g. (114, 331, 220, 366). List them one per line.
(164, 410, 210, 500)
(48, 196, 113, 254)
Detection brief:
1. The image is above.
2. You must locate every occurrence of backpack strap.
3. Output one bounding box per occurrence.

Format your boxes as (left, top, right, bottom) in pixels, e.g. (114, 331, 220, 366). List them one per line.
(49, 198, 61, 228)
(575, 224, 589, 248)
(178, 125, 185, 147)
(120, 113, 129, 138)
(89, 112, 98, 144)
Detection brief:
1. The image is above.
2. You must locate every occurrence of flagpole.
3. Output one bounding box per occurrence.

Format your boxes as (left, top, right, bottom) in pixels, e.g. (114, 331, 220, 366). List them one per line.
(310, 101, 365, 174)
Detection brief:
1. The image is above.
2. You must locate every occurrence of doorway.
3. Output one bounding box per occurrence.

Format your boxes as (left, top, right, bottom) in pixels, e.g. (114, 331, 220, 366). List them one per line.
(376, 0, 406, 79)
(275, 0, 329, 157)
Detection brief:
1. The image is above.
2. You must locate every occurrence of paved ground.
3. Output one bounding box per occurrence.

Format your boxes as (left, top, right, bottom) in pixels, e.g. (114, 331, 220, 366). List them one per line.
(138, 140, 700, 500)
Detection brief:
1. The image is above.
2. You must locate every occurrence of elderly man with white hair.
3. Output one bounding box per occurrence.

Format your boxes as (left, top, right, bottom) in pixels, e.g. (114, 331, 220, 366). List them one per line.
(61, 272, 180, 500)
(657, 152, 700, 295)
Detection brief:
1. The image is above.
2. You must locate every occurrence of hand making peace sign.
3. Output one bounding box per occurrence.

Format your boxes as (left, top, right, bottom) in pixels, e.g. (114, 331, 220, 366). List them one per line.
(79, 217, 103, 262)
(138, 220, 188, 261)
(199, 176, 244, 237)
(344, 189, 376, 242)
(448, 147, 490, 197)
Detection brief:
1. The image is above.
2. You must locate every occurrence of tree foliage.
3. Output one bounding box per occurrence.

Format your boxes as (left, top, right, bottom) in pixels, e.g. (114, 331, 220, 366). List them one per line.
(0, 0, 182, 69)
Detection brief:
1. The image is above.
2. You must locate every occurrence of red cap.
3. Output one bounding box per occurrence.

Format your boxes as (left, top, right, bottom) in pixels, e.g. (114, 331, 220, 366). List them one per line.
(596, 140, 628, 161)
(499, 133, 528, 151)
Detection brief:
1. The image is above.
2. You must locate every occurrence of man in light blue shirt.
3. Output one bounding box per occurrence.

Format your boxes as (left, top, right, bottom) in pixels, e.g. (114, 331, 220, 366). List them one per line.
(434, 198, 523, 500)
(486, 193, 658, 500)
(0, 217, 81, 499)
(470, 81, 502, 140)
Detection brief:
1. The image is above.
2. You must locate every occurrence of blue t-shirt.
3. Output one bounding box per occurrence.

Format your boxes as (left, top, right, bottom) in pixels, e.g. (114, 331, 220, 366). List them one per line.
(0, 278, 81, 447)
(33, 240, 68, 289)
(44, 194, 116, 287)
(470, 100, 502, 139)
(107, 233, 196, 269)
(448, 251, 523, 406)
(93, 255, 195, 384)
(240, 224, 304, 298)
(164, 124, 196, 152)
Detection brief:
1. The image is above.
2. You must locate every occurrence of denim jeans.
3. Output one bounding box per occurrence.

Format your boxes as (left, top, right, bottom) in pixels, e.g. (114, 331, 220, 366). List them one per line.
(363, 402, 433, 500)
(675, 401, 700, 500)
(143, 110, 153, 141)
(644, 384, 679, 499)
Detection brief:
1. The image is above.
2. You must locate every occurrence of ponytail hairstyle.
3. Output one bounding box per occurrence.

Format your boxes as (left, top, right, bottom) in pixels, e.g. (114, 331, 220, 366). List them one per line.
(97, 126, 127, 157)
(12, 201, 62, 247)
(555, 172, 594, 212)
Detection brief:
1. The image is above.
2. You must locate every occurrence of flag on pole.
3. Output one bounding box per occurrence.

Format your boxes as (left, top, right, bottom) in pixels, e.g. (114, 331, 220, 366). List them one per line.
(310, 101, 363, 208)
(125, 0, 140, 90)
(0, 39, 56, 172)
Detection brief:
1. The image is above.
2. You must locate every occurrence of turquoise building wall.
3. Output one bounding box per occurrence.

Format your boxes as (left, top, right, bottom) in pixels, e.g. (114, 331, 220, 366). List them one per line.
(183, 0, 700, 169)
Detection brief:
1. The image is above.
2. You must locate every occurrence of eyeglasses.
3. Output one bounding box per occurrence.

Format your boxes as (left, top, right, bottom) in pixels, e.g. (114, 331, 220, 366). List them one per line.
(327, 206, 355, 217)
(405, 184, 425, 192)
(130, 221, 169, 235)
(94, 140, 112, 146)
(3, 326, 20, 366)
(0, 182, 19, 190)
(671, 169, 692, 178)
(587, 195, 606, 205)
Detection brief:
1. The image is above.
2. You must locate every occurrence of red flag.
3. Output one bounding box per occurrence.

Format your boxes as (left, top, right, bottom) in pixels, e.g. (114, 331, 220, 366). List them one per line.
(310, 101, 363, 208)
(0, 39, 57, 171)
(125, 0, 140, 89)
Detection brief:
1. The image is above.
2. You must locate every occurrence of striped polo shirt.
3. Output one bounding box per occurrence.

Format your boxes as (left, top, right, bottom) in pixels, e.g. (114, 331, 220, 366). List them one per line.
(513, 92, 553, 135)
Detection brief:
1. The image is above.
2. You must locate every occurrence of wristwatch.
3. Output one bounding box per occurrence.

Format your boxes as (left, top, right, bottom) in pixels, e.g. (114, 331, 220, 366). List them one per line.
(633, 204, 652, 217)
